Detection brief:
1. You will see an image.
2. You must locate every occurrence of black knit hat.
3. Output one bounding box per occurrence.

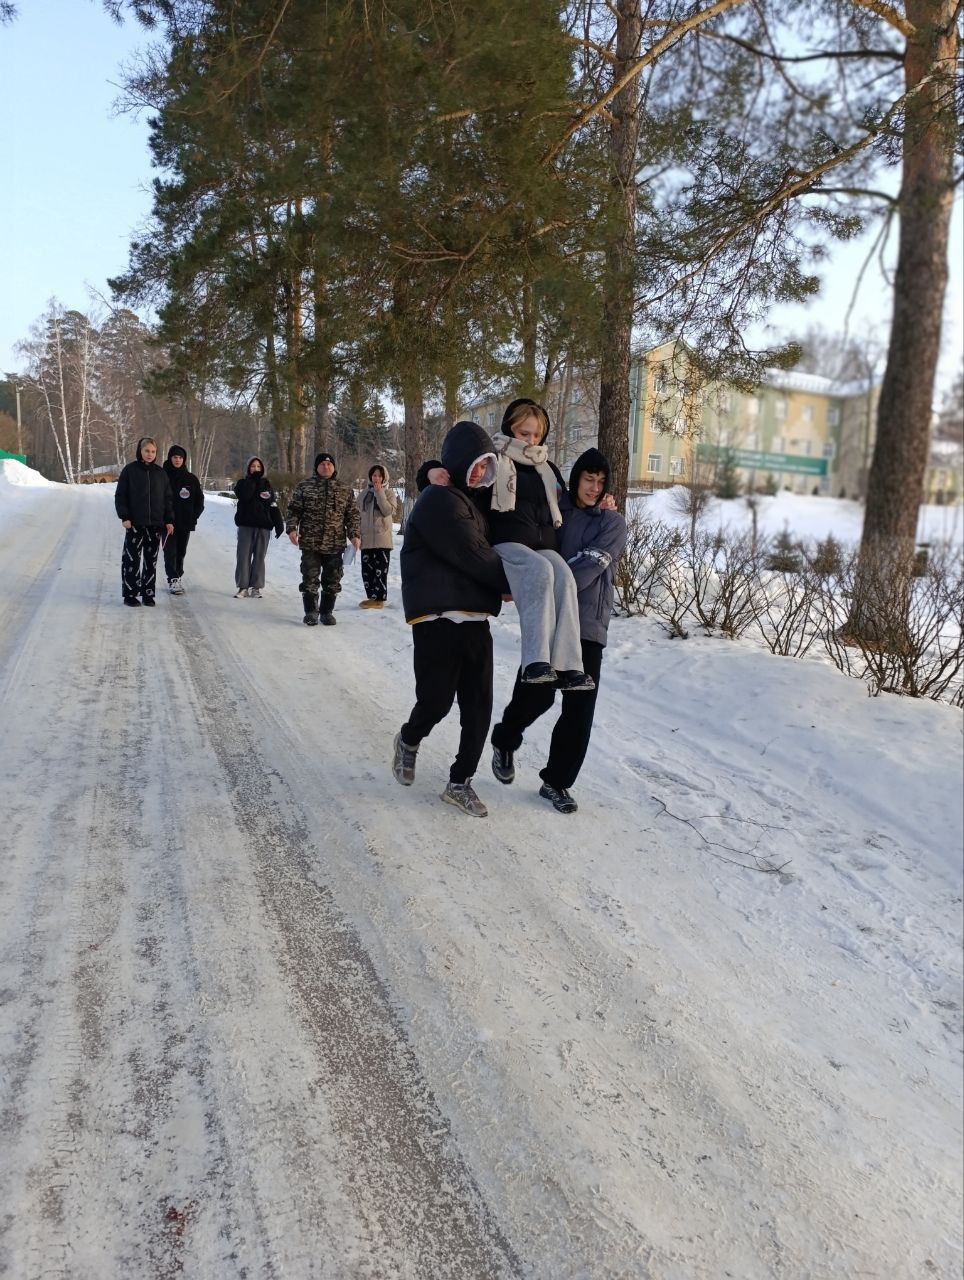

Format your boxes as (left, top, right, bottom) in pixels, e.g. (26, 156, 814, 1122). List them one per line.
(167, 444, 187, 461)
(501, 398, 551, 444)
(314, 451, 336, 471)
(569, 448, 610, 506)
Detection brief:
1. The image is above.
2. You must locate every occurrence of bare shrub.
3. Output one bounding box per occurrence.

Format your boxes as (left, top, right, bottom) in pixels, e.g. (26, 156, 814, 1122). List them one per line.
(757, 554, 824, 658)
(689, 530, 768, 638)
(670, 481, 713, 549)
(614, 515, 684, 616)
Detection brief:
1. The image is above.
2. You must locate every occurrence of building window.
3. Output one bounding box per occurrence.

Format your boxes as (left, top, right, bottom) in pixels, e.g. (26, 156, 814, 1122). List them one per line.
(774, 398, 787, 420)
(669, 456, 684, 476)
(827, 406, 840, 426)
(719, 390, 732, 413)
(486, 412, 495, 428)
(802, 440, 813, 457)
(801, 404, 814, 424)
(569, 423, 583, 442)
(647, 454, 663, 474)
(653, 368, 668, 393)
(747, 398, 760, 418)
(822, 441, 836, 459)
(771, 436, 784, 453)
(745, 432, 758, 450)
(571, 387, 583, 405)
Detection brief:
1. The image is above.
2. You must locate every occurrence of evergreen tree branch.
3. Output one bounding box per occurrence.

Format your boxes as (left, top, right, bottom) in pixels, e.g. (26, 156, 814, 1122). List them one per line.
(848, 0, 916, 39)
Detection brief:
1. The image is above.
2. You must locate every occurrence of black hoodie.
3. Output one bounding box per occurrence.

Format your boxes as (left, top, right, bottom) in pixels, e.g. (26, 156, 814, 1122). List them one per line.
(234, 457, 284, 534)
(115, 439, 174, 528)
(162, 446, 205, 531)
(400, 421, 508, 622)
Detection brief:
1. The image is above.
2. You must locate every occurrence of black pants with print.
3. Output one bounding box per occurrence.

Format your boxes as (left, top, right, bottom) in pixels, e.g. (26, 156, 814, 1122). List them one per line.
(401, 619, 493, 784)
(163, 528, 191, 581)
(122, 525, 162, 601)
(361, 548, 391, 601)
(491, 639, 604, 790)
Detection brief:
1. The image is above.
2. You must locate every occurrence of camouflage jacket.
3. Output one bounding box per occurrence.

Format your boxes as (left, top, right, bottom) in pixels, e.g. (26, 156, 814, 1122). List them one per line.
(286, 474, 361, 553)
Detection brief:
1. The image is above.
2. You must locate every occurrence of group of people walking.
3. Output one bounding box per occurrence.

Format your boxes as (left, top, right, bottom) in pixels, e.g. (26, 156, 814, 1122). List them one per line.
(114, 399, 625, 817)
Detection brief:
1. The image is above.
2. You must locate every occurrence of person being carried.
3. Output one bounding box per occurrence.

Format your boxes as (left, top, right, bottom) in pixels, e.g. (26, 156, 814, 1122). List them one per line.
(357, 463, 397, 609)
(114, 436, 174, 608)
(490, 448, 627, 814)
(162, 444, 205, 595)
(233, 456, 285, 598)
(286, 451, 361, 626)
(392, 420, 509, 819)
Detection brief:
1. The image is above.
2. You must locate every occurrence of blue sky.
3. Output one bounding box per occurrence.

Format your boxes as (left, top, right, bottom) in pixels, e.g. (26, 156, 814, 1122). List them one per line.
(0, 1, 960, 394)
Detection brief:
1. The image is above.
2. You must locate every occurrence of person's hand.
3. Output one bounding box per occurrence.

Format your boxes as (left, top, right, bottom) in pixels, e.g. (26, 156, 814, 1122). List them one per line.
(372, 474, 383, 489)
(428, 467, 450, 486)
(288, 530, 299, 546)
(351, 537, 361, 551)
(122, 519, 132, 529)
(599, 493, 617, 511)
(165, 523, 174, 536)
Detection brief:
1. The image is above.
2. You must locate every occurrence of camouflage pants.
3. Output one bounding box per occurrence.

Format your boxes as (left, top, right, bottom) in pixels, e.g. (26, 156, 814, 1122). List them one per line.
(299, 549, 344, 604)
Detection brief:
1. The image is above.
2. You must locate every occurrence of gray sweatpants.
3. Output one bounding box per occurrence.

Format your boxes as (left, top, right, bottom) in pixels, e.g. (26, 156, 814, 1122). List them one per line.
(236, 527, 271, 589)
(495, 544, 584, 673)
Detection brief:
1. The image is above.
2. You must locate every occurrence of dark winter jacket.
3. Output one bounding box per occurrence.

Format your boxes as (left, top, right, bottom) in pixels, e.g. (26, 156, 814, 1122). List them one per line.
(234, 457, 284, 535)
(115, 443, 174, 528)
(401, 421, 508, 623)
(286, 460, 361, 553)
(358, 464, 397, 550)
(558, 496, 627, 648)
(163, 448, 205, 532)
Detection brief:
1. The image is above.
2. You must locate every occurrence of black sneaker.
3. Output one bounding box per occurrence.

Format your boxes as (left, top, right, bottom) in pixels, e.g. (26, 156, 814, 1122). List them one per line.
(555, 670, 594, 692)
(141, 597, 156, 607)
(492, 745, 515, 785)
(392, 732, 418, 785)
(521, 661, 556, 684)
(539, 783, 578, 814)
(123, 597, 141, 607)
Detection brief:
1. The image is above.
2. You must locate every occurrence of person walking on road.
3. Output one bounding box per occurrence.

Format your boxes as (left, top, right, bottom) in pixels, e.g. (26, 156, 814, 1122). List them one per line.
(114, 436, 174, 608)
(286, 452, 361, 626)
(233, 456, 284, 598)
(357, 463, 397, 608)
(162, 444, 205, 595)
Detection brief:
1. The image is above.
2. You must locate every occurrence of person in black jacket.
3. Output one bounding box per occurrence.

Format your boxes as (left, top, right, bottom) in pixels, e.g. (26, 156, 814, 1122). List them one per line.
(162, 445, 205, 595)
(233, 456, 284, 598)
(114, 437, 174, 608)
(392, 421, 509, 819)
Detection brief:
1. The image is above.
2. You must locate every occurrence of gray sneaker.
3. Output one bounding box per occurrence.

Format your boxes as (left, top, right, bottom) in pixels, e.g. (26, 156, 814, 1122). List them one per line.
(441, 780, 488, 818)
(249, 587, 262, 599)
(392, 733, 418, 785)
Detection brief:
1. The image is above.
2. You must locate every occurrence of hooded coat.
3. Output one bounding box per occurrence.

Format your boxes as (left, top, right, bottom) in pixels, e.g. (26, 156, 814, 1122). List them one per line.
(115, 439, 175, 528)
(358, 464, 397, 550)
(234, 457, 284, 535)
(400, 421, 508, 623)
(286, 454, 361, 553)
(162, 446, 205, 531)
(479, 398, 565, 552)
(559, 449, 627, 646)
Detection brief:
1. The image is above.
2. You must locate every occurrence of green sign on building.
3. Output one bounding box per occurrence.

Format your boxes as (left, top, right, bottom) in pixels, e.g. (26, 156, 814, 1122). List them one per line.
(696, 444, 827, 477)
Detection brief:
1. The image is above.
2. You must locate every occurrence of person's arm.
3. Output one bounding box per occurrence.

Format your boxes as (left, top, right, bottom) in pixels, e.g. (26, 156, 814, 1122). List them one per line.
(114, 467, 130, 522)
(286, 482, 304, 541)
(373, 486, 394, 516)
(345, 488, 361, 548)
(566, 513, 628, 593)
(415, 488, 509, 593)
(162, 472, 175, 526)
(416, 459, 443, 492)
(194, 477, 205, 519)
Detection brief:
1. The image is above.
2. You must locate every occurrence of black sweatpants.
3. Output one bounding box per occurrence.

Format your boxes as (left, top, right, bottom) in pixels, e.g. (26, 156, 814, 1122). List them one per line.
(122, 526, 162, 601)
(401, 619, 493, 784)
(163, 527, 191, 581)
(491, 639, 604, 790)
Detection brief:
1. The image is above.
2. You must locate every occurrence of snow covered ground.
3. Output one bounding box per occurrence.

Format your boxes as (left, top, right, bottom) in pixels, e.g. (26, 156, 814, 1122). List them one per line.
(0, 459, 961, 1279)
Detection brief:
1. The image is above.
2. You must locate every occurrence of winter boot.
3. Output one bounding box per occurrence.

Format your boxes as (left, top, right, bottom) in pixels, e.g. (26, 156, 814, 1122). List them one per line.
(320, 594, 337, 626)
(303, 593, 319, 626)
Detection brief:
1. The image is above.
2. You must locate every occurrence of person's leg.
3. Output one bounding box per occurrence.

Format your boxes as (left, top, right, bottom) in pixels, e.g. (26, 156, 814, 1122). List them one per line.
(360, 549, 376, 600)
(540, 641, 604, 790)
(538, 549, 584, 674)
(249, 529, 271, 589)
(141, 530, 160, 601)
(163, 532, 178, 583)
(491, 669, 556, 754)
(450, 622, 493, 783)
(175, 528, 190, 578)
(494, 543, 556, 669)
(400, 620, 459, 747)
(236, 528, 254, 589)
(122, 527, 143, 600)
(372, 548, 390, 601)
(319, 553, 345, 619)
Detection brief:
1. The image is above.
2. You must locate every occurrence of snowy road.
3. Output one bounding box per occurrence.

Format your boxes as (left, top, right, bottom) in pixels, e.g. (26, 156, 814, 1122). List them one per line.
(0, 474, 961, 1279)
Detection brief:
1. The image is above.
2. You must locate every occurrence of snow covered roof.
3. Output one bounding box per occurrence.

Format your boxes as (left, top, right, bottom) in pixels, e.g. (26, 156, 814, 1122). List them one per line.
(762, 368, 879, 399)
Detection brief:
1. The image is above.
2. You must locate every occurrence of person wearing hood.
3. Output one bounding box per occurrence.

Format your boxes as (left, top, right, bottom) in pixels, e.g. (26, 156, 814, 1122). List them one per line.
(357, 462, 397, 608)
(233, 456, 284, 598)
(286, 451, 361, 626)
(490, 448, 627, 814)
(392, 421, 509, 819)
(162, 445, 205, 595)
(114, 436, 175, 607)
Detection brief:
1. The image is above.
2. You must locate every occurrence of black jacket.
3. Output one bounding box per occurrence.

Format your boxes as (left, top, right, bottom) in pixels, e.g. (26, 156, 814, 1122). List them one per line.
(401, 421, 508, 623)
(234, 459, 284, 535)
(163, 457, 205, 531)
(477, 459, 565, 552)
(115, 456, 174, 528)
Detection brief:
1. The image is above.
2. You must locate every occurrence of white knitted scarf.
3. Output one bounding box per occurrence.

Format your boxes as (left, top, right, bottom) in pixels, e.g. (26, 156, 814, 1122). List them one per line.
(490, 433, 562, 529)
